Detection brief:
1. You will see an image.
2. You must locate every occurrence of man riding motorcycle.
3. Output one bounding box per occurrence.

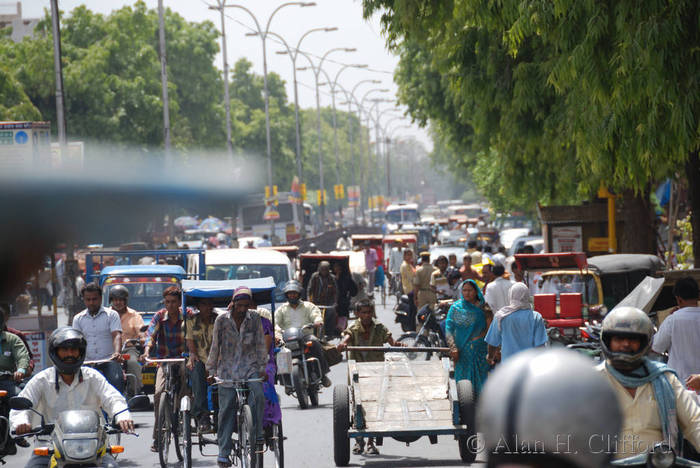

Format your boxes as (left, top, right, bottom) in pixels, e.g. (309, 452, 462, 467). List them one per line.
(0, 310, 30, 398)
(598, 306, 700, 459)
(10, 327, 134, 468)
(274, 281, 331, 387)
(109, 285, 145, 395)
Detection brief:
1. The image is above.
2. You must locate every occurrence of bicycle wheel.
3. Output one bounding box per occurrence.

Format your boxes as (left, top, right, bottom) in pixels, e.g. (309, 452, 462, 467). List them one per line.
(171, 402, 183, 462)
(180, 406, 192, 468)
(157, 397, 172, 468)
(238, 404, 255, 468)
(271, 422, 284, 468)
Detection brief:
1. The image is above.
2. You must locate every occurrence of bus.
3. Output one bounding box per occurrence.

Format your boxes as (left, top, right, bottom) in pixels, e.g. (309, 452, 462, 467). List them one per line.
(238, 192, 315, 243)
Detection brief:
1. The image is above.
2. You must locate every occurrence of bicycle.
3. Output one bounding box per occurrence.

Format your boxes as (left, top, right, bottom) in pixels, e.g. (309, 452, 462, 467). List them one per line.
(211, 377, 264, 468)
(145, 357, 185, 468)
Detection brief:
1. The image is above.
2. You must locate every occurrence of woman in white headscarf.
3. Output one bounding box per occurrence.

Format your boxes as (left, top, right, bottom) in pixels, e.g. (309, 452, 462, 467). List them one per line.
(484, 282, 548, 364)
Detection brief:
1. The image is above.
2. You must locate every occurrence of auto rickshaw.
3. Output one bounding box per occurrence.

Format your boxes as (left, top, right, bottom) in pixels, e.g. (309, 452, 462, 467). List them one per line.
(516, 252, 664, 338)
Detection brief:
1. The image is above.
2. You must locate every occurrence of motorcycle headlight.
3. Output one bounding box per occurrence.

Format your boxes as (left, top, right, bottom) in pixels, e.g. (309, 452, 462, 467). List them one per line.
(62, 438, 98, 460)
(649, 442, 675, 468)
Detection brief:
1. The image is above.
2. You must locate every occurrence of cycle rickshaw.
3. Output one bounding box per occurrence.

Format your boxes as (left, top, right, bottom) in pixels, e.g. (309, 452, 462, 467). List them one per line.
(178, 277, 284, 468)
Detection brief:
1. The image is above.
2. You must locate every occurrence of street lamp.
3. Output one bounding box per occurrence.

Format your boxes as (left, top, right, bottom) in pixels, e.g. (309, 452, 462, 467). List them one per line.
(337, 79, 381, 225)
(297, 47, 356, 226)
(271, 27, 337, 237)
(318, 64, 368, 216)
(220, 1, 315, 238)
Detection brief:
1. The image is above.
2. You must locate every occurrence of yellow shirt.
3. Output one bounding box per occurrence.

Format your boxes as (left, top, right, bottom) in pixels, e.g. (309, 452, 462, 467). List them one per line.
(400, 261, 415, 295)
(598, 363, 700, 458)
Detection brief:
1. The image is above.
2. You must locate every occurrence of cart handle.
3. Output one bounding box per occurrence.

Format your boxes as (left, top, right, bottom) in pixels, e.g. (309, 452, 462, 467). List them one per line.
(346, 346, 451, 353)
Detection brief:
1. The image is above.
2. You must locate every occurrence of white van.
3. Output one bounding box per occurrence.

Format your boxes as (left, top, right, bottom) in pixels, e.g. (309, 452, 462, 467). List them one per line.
(203, 248, 294, 303)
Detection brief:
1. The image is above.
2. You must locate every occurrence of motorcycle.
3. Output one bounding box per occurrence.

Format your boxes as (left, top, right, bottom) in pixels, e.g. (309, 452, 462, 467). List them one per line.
(0, 376, 17, 463)
(611, 442, 700, 467)
(393, 294, 414, 332)
(9, 394, 148, 467)
(278, 324, 323, 410)
(562, 321, 603, 361)
(397, 300, 452, 360)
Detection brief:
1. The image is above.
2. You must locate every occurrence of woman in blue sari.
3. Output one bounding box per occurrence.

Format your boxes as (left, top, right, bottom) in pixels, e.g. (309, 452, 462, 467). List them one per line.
(445, 279, 492, 395)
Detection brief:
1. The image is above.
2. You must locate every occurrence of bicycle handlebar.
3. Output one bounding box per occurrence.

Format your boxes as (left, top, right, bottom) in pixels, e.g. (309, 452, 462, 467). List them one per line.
(213, 377, 264, 386)
(144, 357, 186, 364)
(83, 355, 130, 365)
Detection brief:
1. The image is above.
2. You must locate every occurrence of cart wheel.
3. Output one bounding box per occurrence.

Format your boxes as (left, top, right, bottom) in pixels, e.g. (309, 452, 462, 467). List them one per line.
(397, 333, 432, 360)
(292, 366, 309, 409)
(333, 385, 350, 467)
(457, 379, 477, 463)
(271, 422, 284, 468)
(181, 408, 192, 468)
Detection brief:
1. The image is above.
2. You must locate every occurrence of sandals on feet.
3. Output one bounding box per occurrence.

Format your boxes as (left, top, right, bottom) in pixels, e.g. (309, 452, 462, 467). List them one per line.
(352, 442, 364, 454)
(366, 444, 379, 455)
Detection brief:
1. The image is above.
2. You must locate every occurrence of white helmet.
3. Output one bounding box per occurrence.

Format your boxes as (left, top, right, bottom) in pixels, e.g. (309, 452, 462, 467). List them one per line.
(478, 348, 622, 468)
(600, 306, 654, 371)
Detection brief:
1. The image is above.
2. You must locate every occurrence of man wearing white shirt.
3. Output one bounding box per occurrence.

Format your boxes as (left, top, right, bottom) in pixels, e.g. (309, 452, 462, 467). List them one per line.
(71, 283, 123, 393)
(652, 276, 700, 383)
(484, 263, 513, 313)
(274, 280, 331, 387)
(11, 327, 133, 468)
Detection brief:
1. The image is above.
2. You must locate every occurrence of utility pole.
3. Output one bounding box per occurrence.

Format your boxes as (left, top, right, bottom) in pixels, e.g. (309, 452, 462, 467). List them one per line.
(158, 0, 171, 161)
(210, 1, 234, 158)
(157, 0, 174, 242)
(49, 0, 66, 146)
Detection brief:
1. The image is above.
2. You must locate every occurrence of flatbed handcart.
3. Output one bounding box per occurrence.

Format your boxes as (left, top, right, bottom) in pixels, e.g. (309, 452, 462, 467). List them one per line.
(332, 346, 477, 466)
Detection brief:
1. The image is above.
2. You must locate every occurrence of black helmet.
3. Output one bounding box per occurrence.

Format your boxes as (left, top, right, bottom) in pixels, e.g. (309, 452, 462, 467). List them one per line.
(600, 306, 654, 371)
(108, 284, 129, 302)
(48, 327, 87, 375)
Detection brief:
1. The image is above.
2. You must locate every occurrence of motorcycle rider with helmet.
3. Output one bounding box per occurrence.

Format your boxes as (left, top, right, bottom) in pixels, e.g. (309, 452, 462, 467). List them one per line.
(109, 285, 145, 395)
(478, 348, 622, 467)
(598, 306, 700, 458)
(10, 327, 134, 468)
(274, 280, 331, 387)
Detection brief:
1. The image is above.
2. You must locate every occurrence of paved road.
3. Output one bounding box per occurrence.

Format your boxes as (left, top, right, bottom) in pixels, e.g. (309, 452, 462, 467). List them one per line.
(12, 296, 486, 467)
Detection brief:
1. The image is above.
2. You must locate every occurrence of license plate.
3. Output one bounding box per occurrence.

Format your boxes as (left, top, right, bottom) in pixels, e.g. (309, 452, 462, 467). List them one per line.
(142, 373, 155, 385)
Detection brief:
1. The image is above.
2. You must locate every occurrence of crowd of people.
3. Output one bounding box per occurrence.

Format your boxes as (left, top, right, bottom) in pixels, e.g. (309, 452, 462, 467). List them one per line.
(3, 230, 700, 467)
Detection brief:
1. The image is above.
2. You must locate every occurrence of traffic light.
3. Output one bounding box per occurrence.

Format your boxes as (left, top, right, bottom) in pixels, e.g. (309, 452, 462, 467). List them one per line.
(334, 184, 345, 200)
(264, 185, 270, 199)
(300, 183, 307, 201)
(273, 185, 278, 205)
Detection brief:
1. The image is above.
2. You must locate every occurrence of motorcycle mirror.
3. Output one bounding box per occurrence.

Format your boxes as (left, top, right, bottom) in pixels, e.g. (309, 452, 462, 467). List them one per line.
(9, 396, 33, 411)
(139, 325, 148, 332)
(127, 394, 150, 411)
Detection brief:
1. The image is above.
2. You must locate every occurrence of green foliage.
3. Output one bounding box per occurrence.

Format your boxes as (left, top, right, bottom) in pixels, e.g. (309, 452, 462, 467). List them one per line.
(363, 0, 699, 212)
(676, 214, 694, 269)
(0, 2, 432, 205)
(0, 67, 42, 120)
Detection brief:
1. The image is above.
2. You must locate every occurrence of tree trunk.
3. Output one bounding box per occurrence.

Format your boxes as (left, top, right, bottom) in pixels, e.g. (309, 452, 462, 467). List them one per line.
(685, 150, 700, 267)
(618, 189, 655, 255)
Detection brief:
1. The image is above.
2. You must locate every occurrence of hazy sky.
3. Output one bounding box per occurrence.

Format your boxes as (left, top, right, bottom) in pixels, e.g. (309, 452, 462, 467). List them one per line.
(20, 0, 431, 149)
